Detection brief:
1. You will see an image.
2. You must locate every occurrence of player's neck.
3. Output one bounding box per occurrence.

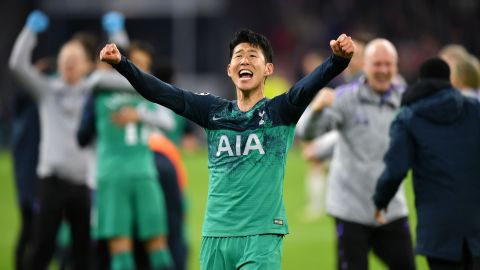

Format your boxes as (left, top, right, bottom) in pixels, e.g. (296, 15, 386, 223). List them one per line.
(236, 88, 265, 112)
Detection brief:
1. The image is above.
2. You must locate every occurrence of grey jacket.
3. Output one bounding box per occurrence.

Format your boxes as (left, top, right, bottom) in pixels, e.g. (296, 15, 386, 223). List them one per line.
(9, 28, 90, 184)
(304, 78, 408, 225)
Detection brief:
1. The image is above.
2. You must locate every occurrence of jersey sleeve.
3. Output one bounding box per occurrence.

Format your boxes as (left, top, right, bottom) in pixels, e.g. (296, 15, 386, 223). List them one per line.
(272, 55, 350, 125)
(112, 56, 220, 128)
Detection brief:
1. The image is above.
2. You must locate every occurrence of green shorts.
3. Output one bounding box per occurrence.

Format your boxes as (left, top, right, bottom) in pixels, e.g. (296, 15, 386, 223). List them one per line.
(94, 177, 168, 240)
(200, 234, 284, 270)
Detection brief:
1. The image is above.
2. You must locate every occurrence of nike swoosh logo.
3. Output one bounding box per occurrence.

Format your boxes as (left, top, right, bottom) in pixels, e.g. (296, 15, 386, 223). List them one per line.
(212, 116, 222, 121)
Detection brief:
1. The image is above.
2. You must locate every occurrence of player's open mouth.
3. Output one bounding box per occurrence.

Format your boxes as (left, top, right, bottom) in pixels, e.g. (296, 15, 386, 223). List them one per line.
(239, 69, 253, 80)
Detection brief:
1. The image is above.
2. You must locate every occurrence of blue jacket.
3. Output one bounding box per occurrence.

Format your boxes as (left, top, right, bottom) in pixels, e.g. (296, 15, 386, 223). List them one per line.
(373, 80, 480, 261)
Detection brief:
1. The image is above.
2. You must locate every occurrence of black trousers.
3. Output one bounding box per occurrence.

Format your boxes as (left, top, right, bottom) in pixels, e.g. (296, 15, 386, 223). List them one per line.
(28, 176, 91, 270)
(427, 242, 480, 270)
(335, 217, 416, 270)
(15, 202, 34, 270)
(154, 153, 187, 270)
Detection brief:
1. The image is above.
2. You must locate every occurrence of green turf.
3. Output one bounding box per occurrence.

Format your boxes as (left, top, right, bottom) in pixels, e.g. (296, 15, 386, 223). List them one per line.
(0, 152, 19, 270)
(0, 148, 428, 269)
(182, 146, 428, 270)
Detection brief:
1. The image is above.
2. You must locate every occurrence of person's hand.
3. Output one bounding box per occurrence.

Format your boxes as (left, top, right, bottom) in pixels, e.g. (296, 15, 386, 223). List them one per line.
(26, 10, 49, 33)
(311, 87, 335, 112)
(374, 208, 387, 225)
(302, 142, 318, 162)
(99, 43, 122, 65)
(330, 34, 355, 59)
(102, 11, 125, 34)
(111, 107, 139, 126)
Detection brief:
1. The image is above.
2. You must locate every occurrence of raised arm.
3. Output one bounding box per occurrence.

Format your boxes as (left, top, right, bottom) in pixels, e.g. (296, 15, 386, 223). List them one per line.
(373, 109, 414, 223)
(287, 34, 354, 108)
(8, 10, 51, 100)
(102, 11, 130, 49)
(99, 43, 220, 128)
(100, 43, 188, 113)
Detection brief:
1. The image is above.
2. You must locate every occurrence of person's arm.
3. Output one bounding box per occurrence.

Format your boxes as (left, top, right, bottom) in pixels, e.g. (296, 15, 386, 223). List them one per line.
(9, 11, 51, 100)
(137, 104, 176, 132)
(100, 43, 218, 128)
(298, 88, 340, 140)
(112, 103, 176, 132)
(287, 54, 350, 109)
(274, 34, 354, 125)
(102, 11, 130, 49)
(303, 130, 339, 161)
(85, 69, 134, 92)
(77, 94, 97, 147)
(372, 109, 414, 223)
(287, 34, 354, 108)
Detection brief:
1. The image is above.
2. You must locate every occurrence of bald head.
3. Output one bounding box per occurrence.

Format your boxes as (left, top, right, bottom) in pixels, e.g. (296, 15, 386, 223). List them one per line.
(364, 39, 398, 62)
(363, 38, 398, 93)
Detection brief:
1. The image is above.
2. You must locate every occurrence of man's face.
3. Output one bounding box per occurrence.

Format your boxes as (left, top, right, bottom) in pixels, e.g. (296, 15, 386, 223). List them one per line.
(57, 42, 92, 85)
(364, 47, 397, 93)
(227, 43, 273, 92)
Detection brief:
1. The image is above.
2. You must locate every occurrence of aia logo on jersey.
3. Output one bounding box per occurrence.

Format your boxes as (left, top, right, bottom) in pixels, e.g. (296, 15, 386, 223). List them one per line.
(216, 133, 265, 157)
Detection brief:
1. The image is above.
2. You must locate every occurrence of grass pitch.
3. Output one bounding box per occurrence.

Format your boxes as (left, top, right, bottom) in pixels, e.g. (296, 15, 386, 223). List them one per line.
(0, 148, 428, 269)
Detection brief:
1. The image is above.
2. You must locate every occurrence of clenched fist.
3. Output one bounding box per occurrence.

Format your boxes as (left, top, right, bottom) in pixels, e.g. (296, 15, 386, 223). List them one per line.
(99, 43, 122, 65)
(330, 34, 355, 59)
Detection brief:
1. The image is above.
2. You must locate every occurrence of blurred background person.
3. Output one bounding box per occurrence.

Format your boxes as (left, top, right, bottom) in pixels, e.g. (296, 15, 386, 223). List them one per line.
(78, 13, 183, 269)
(296, 39, 365, 221)
(374, 58, 480, 270)
(295, 51, 342, 221)
(9, 10, 94, 270)
(9, 57, 51, 270)
(78, 41, 174, 270)
(439, 44, 480, 100)
(450, 56, 480, 99)
(302, 38, 415, 270)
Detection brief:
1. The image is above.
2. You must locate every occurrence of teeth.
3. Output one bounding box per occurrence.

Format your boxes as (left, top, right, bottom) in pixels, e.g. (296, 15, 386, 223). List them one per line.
(239, 70, 253, 75)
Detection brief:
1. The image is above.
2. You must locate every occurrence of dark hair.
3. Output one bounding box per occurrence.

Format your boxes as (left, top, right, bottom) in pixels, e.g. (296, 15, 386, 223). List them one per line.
(128, 40, 155, 60)
(419, 58, 450, 80)
(71, 32, 98, 63)
(229, 29, 273, 63)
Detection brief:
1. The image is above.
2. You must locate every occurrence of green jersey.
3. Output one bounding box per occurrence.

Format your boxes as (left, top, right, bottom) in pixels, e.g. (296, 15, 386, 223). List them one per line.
(113, 54, 350, 237)
(202, 98, 295, 236)
(95, 91, 157, 182)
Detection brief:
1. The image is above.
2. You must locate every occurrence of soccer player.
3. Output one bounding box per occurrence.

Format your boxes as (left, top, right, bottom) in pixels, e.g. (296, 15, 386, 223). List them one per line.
(99, 29, 354, 269)
(79, 42, 175, 270)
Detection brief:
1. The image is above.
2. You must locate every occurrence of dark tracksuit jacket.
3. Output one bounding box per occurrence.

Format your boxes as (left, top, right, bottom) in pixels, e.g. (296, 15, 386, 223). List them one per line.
(373, 79, 480, 261)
